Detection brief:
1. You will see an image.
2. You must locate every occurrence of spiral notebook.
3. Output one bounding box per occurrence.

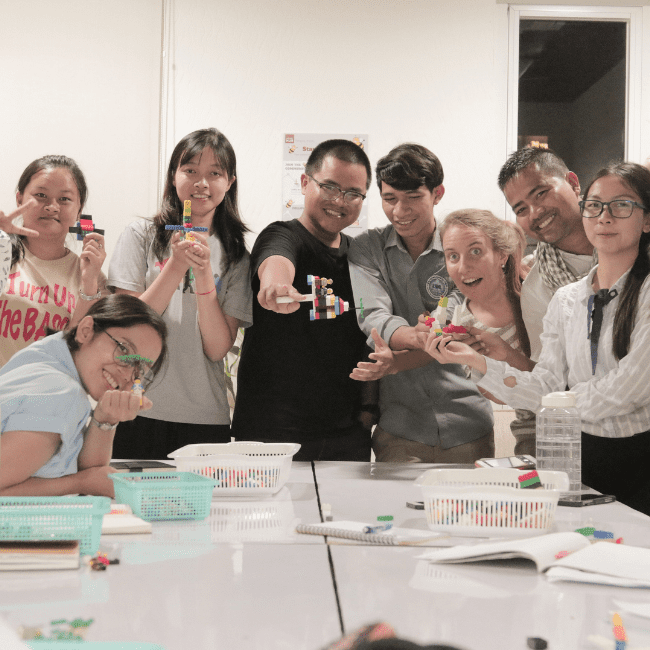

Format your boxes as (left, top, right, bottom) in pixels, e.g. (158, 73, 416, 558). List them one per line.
(296, 521, 448, 546)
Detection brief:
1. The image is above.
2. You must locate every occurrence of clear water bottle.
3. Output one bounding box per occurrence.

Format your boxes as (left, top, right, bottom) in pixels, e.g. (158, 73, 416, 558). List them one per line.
(536, 391, 581, 502)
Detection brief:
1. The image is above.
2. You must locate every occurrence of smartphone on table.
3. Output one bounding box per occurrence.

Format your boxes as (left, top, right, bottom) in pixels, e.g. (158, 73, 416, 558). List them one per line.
(474, 455, 536, 470)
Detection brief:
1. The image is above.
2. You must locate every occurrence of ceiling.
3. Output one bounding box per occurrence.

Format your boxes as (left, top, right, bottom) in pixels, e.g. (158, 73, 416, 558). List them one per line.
(519, 20, 626, 103)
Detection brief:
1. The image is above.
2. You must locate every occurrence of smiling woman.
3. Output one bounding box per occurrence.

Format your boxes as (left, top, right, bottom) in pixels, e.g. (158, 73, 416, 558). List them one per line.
(0, 294, 167, 498)
(107, 128, 252, 458)
(0, 155, 109, 367)
(425, 164, 650, 516)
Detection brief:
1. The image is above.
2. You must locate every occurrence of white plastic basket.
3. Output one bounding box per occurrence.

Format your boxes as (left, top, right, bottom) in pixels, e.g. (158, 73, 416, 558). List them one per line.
(414, 468, 569, 537)
(168, 442, 301, 496)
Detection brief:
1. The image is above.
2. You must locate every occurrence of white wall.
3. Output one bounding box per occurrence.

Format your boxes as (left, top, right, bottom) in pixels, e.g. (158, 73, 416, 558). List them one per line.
(166, 0, 510, 243)
(2, 0, 649, 264)
(0, 0, 162, 259)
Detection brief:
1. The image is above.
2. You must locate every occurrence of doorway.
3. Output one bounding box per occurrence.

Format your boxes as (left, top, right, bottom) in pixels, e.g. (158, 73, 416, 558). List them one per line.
(507, 5, 642, 184)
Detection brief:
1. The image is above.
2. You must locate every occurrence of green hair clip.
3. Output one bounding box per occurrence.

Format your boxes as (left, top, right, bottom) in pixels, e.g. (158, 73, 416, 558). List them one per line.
(116, 354, 153, 364)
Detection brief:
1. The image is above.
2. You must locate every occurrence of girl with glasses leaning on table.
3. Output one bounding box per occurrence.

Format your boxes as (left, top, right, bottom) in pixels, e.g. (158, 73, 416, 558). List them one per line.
(0, 294, 167, 498)
(425, 162, 650, 517)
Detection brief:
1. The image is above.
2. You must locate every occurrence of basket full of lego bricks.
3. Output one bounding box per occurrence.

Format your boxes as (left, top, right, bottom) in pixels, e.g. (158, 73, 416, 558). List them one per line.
(109, 472, 216, 521)
(415, 468, 569, 537)
(168, 442, 301, 496)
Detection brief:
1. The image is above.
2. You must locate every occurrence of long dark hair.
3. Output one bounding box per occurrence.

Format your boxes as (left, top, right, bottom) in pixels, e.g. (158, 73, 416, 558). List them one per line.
(64, 294, 169, 379)
(151, 128, 248, 275)
(440, 209, 531, 357)
(11, 155, 87, 268)
(582, 162, 650, 360)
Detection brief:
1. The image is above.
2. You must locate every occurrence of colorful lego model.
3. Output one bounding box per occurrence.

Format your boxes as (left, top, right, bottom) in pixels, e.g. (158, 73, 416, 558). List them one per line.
(276, 275, 362, 321)
(422, 297, 450, 336)
(518, 470, 543, 489)
(165, 200, 208, 240)
(164, 201, 208, 283)
(443, 305, 468, 334)
(307, 275, 350, 320)
(613, 613, 628, 650)
(433, 296, 448, 325)
(68, 214, 104, 240)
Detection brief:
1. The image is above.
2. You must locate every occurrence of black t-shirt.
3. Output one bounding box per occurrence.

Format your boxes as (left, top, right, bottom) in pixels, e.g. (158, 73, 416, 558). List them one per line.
(231, 220, 367, 440)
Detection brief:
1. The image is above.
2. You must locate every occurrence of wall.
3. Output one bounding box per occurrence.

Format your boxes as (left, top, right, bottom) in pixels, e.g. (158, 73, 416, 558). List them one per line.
(1, 0, 649, 264)
(166, 0, 510, 243)
(0, 0, 162, 259)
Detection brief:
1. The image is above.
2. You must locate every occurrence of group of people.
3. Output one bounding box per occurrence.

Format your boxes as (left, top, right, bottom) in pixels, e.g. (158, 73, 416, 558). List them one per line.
(1, 129, 649, 517)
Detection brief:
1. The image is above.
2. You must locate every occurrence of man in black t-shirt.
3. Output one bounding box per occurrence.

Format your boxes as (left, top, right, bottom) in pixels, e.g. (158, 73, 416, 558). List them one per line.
(231, 140, 375, 461)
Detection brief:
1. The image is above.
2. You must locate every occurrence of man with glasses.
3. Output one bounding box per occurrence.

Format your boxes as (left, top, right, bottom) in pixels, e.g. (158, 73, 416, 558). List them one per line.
(232, 140, 374, 461)
(497, 147, 595, 455)
(347, 143, 494, 462)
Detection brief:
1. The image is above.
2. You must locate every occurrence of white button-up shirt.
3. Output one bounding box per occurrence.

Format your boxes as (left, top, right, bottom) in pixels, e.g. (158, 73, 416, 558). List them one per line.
(478, 266, 650, 438)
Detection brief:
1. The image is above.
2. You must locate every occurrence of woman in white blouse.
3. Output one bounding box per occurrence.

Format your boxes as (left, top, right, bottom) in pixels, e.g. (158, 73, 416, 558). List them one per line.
(426, 162, 650, 516)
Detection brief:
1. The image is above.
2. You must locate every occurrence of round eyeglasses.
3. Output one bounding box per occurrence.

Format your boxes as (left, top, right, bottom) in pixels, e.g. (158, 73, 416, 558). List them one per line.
(579, 199, 647, 220)
(308, 176, 366, 205)
(102, 330, 155, 388)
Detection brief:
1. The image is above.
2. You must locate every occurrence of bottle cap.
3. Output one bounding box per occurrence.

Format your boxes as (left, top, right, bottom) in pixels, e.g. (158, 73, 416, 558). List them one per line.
(541, 391, 577, 408)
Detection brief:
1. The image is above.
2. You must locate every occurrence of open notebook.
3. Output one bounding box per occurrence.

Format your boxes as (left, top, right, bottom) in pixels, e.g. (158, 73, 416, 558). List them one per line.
(419, 531, 650, 588)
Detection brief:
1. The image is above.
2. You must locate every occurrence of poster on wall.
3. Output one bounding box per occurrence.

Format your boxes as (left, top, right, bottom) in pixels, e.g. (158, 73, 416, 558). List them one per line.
(282, 133, 368, 236)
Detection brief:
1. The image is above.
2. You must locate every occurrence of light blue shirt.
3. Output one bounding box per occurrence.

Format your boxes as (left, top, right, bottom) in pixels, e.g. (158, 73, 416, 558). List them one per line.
(0, 333, 91, 477)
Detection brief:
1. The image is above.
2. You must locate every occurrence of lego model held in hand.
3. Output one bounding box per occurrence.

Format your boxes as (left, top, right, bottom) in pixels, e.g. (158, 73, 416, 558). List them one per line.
(69, 214, 104, 240)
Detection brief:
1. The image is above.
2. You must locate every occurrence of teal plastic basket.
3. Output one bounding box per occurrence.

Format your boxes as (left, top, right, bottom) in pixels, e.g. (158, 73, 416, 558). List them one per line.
(109, 472, 216, 521)
(0, 496, 111, 555)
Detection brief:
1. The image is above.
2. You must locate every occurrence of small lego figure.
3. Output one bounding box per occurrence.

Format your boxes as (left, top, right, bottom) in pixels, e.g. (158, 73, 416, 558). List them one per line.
(131, 378, 143, 406)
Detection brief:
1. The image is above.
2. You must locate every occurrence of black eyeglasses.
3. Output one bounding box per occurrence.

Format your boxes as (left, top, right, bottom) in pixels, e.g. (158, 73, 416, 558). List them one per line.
(102, 330, 154, 388)
(579, 199, 647, 219)
(308, 176, 366, 205)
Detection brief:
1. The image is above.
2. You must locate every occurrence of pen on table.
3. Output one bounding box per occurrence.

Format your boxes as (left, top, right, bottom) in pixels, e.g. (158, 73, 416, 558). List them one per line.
(363, 523, 393, 534)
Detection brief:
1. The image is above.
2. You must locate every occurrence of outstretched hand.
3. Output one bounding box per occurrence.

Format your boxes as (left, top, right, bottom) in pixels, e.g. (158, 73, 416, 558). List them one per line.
(0, 199, 39, 237)
(350, 328, 397, 381)
(258, 283, 305, 314)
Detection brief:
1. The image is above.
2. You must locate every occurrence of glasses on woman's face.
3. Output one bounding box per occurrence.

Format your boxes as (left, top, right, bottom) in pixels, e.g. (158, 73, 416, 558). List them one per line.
(308, 176, 366, 205)
(579, 199, 647, 219)
(102, 330, 154, 388)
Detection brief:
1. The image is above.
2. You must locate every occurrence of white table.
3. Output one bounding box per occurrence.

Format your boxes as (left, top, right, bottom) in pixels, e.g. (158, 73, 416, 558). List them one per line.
(1, 461, 649, 650)
(312, 462, 650, 650)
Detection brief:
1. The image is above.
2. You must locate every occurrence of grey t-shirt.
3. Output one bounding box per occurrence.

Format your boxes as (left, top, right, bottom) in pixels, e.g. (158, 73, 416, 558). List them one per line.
(108, 219, 252, 425)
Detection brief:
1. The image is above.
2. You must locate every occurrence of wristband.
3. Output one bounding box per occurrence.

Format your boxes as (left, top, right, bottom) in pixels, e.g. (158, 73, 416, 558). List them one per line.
(196, 287, 216, 296)
(79, 288, 102, 301)
(90, 413, 118, 431)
